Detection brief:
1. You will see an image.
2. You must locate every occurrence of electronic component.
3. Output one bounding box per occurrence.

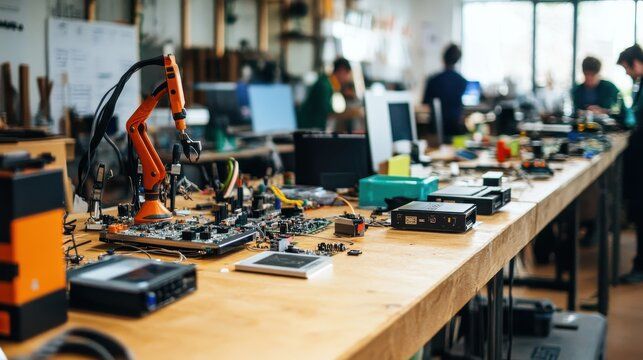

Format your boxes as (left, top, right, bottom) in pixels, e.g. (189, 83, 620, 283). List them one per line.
(270, 237, 291, 252)
(334, 214, 366, 237)
(68, 256, 196, 317)
(521, 159, 554, 178)
(456, 149, 478, 160)
(347, 249, 362, 256)
(169, 144, 182, 212)
(559, 140, 570, 155)
(235, 211, 248, 226)
(118, 203, 134, 218)
(427, 185, 511, 215)
(482, 171, 503, 187)
(211, 203, 228, 224)
(234, 251, 332, 279)
(531, 140, 544, 159)
(316, 242, 347, 256)
(265, 217, 331, 236)
(0, 152, 67, 340)
(99, 219, 256, 256)
(280, 206, 303, 218)
(195, 202, 214, 210)
(391, 201, 477, 233)
(250, 192, 275, 218)
(85, 163, 107, 231)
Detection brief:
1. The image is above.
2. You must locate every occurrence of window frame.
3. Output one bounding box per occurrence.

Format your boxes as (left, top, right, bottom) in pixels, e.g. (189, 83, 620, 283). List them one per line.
(461, 0, 640, 91)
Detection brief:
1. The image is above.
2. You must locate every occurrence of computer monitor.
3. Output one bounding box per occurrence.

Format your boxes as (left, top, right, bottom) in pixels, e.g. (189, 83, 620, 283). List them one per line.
(195, 82, 248, 127)
(388, 102, 413, 141)
(294, 132, 371, 190)
(462, 81, 482, 107)
(364, 90, 417, 172)
(248, 84, 297, 135)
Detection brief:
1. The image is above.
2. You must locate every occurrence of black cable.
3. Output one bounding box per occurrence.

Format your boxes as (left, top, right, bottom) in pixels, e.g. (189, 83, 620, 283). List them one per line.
(102, 133, 124, 176)
(508, 258, 515, 360)
(78, 56, 164, 199)
(25, 327, 133, 360)
(127, 136, 140, 210)
(78, 84, 116, 195)
(58, 337, 115, 360)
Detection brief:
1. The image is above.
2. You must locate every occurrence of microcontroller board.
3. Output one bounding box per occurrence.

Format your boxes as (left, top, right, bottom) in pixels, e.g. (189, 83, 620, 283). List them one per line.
(263, 217, 331, 236)
(100, 219, 257, 256)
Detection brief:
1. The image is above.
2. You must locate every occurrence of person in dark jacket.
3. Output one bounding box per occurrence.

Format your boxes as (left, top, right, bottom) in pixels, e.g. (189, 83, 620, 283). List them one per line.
(617, 44, 643, 283)
(422, 44, 468, 142)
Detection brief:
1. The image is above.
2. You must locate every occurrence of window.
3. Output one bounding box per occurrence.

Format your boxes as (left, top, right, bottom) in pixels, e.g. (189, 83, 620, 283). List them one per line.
(535, 2, 574, 91)
(462, 0, 641, 94)
(576, 0, 635, 95)
(462, 2, 533, 93)
(638, 0, 643, 44)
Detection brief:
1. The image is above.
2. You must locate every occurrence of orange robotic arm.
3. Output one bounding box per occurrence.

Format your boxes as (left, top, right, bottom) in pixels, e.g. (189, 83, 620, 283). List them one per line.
(126, 55, 201, 223)
(164, 55, 201, 162)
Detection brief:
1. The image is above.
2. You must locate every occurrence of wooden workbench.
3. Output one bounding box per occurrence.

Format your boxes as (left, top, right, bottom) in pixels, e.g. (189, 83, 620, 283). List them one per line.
(514, 134, 628, 233)
(0, 134, 628, 360)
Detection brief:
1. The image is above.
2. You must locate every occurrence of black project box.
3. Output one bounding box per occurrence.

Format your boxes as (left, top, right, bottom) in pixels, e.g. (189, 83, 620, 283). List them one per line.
(427, 185, 511, 215)
(68, 256, 197, 317)
(391, 201, 477, 233)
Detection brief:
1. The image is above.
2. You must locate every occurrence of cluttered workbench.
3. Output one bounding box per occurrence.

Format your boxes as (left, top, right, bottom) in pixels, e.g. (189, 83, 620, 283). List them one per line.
(1, 134, 628, 359)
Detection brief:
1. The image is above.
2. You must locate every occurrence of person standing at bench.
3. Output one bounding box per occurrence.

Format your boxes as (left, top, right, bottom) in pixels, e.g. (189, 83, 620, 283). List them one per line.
(422, 44, 468, 143)
(617, 44, 643, 283)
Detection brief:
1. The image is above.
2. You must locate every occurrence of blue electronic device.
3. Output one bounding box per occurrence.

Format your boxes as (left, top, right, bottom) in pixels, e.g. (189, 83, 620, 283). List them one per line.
(462, 81, 482, 107)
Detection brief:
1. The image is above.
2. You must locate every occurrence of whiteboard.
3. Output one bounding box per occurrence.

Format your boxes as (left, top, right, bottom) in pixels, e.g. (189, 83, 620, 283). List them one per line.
(47, 17, 140, 132)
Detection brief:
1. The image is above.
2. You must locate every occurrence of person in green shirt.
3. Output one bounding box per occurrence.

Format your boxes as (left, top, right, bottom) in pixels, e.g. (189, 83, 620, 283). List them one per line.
(617, 44, 643, 283)
(572, 56, 626, 122)
(297, 58, 362, 130)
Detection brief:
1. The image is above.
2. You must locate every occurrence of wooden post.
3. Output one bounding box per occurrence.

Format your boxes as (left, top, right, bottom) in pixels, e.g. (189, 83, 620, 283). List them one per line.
(19, 64, 30, 128)
(181, 0, 191, 49)
(257, 0, 269, 53)
(85, 0, 96, 21)
(279, 0, 291, 72)
(215, 0, 225, 57)
(131, 0, 142, 26)
(312, 0, 322, 70)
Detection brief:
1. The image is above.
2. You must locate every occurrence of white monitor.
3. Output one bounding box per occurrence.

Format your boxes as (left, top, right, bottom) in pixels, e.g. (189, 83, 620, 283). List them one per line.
(364, 90, 417, 172)
(248, 84, 297, 135)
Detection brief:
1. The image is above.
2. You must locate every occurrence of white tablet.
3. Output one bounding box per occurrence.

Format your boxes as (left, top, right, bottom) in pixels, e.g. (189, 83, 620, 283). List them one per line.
(234, 252, 332, 279)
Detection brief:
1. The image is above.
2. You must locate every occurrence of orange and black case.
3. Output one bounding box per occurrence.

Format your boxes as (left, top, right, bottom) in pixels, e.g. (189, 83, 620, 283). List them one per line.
(0, 167, 67, 340)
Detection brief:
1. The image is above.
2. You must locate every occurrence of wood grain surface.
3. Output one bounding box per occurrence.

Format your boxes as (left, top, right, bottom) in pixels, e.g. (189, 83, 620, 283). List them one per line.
(0, 134, 628, 360)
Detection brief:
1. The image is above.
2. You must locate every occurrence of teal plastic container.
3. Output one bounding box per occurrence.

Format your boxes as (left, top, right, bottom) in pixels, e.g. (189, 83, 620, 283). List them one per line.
(358, 175, 439, 208)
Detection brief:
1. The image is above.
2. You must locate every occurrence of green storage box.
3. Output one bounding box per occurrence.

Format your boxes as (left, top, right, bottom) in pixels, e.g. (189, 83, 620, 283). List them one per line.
(358, 175, 439, 208)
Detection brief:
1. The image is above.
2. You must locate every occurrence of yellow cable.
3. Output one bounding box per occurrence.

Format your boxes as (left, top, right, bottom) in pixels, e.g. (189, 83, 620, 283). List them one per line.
(335, 196, 355, 214)
(270, 185, 304, 207)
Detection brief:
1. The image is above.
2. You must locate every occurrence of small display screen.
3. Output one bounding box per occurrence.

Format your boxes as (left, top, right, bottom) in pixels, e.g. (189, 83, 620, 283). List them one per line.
(388, 102, 413, 141)
(111, 264, 175, 283)
(255, 254, 318, 269)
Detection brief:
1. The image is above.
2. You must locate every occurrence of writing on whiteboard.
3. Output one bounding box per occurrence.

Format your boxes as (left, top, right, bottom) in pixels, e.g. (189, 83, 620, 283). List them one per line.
(47, 17, 140, 132)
